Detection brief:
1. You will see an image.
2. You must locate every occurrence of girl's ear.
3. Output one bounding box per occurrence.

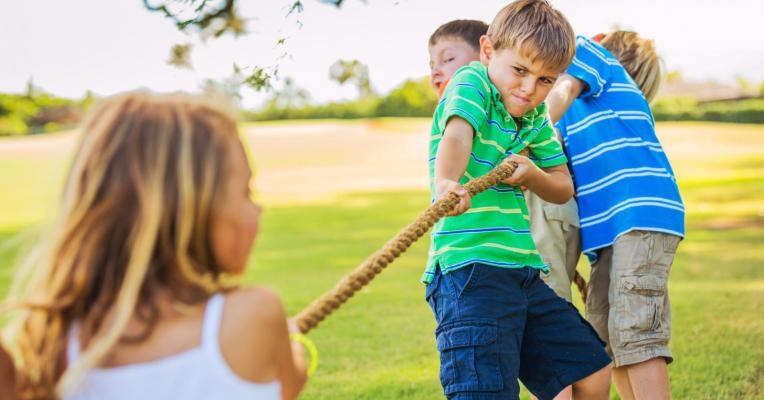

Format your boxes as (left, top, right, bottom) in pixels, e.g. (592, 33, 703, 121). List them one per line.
(479, 35, 494, 65)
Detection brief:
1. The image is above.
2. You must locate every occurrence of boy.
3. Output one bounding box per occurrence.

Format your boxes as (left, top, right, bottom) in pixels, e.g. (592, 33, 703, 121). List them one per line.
(424, 1, 611, 399)
(429, 20, 584, 307)
(428, 20, 488, 97)
(546, 31, 684, 400)
(428, 20, 581, 400)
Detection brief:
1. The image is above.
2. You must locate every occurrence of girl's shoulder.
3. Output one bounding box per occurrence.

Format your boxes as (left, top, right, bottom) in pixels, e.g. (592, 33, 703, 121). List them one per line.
(220, 286, 287, 344)
(218, 286, 288, 383)
(223, 286, 285, 320)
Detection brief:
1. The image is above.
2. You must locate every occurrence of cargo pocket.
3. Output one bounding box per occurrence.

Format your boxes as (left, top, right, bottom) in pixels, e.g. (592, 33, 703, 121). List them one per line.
(657, 234, 681, 272)
(436, 320, 503, 395)
(616, 275, 669, 346)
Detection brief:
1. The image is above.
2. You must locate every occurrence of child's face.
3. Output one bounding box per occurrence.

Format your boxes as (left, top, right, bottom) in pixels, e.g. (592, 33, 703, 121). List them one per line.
(211, 141, 262, 275)
(480, 36, 563, 117)
(428, 37, 481, 92)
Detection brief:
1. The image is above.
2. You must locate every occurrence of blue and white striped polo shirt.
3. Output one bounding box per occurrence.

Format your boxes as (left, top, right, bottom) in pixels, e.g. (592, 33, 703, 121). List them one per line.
(556, 36, 685, 262)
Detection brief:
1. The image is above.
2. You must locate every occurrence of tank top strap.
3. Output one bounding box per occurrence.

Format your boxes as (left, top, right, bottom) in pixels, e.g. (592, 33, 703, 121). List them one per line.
(201, 293, 225, 351)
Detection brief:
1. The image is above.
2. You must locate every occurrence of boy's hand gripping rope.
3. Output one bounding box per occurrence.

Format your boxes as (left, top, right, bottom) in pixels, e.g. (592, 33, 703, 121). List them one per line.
(294, 160, 519, 334)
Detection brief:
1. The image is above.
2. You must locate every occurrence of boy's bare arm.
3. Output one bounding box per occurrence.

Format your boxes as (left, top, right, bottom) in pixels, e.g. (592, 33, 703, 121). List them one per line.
(546, 74, 587, 124)
(503, 155, 574, 204)
(434, 117, 473, 216)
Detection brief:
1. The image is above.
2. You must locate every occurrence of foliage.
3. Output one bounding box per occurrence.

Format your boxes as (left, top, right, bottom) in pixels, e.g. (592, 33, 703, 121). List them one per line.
(0, 92, 85, 136)
(249, 92, 764, 123)
(247, 76, 437, 121)
(329, 59, 374, 99)
(246, 97, 381, 121)
(375, 77, 437, 117)
(144, 0, 349, 91)
(653, 97, 764, 123)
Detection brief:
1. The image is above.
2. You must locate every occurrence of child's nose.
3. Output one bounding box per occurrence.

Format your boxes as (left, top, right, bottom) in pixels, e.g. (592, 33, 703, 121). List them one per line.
(520, 77, 536, 94)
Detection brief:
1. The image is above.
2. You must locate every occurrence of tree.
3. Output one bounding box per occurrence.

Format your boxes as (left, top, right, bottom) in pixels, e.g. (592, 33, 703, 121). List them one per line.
(199, 75, 245, 106)
(376, 77, 436, 117)
(735, 75, 753, 95)
(329, 59, 374, 99)
(143, 0, 350, 91)
(264, 78, 312, 110)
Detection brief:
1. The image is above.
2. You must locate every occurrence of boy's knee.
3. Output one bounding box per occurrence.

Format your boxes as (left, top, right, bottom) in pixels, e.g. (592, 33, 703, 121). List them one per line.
(573, 364, 611, 398)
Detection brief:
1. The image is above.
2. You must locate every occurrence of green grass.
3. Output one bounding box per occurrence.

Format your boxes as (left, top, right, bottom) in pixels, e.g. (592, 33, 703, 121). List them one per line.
(1, 121, 763, 399)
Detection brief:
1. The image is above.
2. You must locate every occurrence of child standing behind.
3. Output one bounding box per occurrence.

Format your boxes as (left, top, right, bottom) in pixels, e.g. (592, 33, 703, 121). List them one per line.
(428, 20, 487, 98)
(1, 92, 307, 400)
(424, 1, 611, 399)
(546, 32, 684, 400)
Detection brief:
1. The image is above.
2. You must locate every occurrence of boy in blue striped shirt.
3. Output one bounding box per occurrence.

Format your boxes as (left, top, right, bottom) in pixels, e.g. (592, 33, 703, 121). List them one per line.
(546, 31, 684, 400)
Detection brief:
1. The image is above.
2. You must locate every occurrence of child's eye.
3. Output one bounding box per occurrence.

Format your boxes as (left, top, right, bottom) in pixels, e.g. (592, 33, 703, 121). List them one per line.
(540, 77, 554, 85)
(513, 67, 525, 75)
(445, 57, 455, 63)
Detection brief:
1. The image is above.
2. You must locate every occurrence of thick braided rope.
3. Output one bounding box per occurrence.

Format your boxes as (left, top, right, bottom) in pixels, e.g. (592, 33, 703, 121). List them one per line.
(573, 271, 587, 303)
(294, 160, 518, 333)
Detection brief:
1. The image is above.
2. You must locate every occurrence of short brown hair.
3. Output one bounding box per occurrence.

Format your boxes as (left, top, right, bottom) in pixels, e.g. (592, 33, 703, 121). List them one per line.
(429, 19, 489, 52)
(487, 0, 575, 72)
(600, 31, 662, 103)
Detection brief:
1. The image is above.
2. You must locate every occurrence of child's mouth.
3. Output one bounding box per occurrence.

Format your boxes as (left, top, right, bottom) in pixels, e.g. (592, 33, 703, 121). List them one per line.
(511, 94, 530, 104)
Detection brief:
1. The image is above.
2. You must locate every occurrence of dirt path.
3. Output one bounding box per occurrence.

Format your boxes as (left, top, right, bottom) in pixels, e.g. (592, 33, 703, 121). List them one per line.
(242, 121, 431, 203)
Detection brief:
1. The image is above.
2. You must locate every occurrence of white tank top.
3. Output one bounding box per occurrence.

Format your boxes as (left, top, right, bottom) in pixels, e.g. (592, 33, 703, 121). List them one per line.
(65, 293, 281, 400)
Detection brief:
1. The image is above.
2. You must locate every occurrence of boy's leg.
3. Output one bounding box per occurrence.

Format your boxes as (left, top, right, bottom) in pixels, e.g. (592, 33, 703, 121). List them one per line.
(425, 264, 529, 399)
(586, 246, 636, 400)
(617, 357, 669, 400)
(585, 246, 612, 345)
(518, 268, 611, 400)
(525, 190, 581, 302)
(587, 248, 634, 399)
(607, 231, 680, 400)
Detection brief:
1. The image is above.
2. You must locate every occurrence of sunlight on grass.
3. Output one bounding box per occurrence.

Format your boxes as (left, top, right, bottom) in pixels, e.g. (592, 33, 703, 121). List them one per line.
(1, 121, 762, 399)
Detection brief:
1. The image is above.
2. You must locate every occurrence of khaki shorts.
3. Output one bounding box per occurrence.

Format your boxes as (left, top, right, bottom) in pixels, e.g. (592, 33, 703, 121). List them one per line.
(586, 230, 681, 367)
(525, 190, 581, 302)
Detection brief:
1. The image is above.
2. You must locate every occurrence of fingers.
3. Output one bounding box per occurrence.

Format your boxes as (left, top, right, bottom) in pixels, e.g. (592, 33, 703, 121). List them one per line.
(436, 180, 471, 216)
(504, 175, 520, 187)
(447, 187, 471, 216)
(287, 318, 300, 333)
(507, 153, 530, 164)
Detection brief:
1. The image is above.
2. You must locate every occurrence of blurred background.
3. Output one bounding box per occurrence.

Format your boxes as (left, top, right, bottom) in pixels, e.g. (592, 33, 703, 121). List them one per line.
(1, 0, 763, 132)
(1, 1, 762, 399)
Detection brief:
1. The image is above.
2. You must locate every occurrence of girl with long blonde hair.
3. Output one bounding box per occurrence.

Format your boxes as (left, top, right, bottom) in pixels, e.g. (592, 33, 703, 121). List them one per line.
(1, 92, 307, 399)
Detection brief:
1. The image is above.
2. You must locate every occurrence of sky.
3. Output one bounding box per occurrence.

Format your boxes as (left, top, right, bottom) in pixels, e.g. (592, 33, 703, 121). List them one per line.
(1, 0, 762, 108)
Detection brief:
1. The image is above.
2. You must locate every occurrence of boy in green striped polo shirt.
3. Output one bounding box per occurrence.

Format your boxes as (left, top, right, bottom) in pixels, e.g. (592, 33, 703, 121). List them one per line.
(423, 1, 611, 399)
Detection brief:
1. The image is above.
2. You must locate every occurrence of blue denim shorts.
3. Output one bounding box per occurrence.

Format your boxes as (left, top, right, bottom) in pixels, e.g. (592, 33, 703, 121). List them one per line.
(425, 263, 611, 400)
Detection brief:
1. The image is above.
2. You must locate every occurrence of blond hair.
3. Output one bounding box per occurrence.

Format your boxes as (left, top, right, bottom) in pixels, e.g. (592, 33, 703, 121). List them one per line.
(600, 31, 662, 103)
(487, 0, 575, 72)
(2, 92, 243, 399)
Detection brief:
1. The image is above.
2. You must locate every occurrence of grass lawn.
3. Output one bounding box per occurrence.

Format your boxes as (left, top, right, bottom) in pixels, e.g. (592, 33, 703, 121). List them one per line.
(1, 121, 763, 399)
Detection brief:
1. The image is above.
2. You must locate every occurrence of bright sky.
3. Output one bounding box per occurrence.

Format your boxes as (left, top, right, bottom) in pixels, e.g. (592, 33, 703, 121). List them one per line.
(2, 0, 762, 108)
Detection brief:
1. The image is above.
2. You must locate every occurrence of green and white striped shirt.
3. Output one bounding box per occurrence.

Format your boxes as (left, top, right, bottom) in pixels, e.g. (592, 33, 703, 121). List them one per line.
(423, 61, 567, 283)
